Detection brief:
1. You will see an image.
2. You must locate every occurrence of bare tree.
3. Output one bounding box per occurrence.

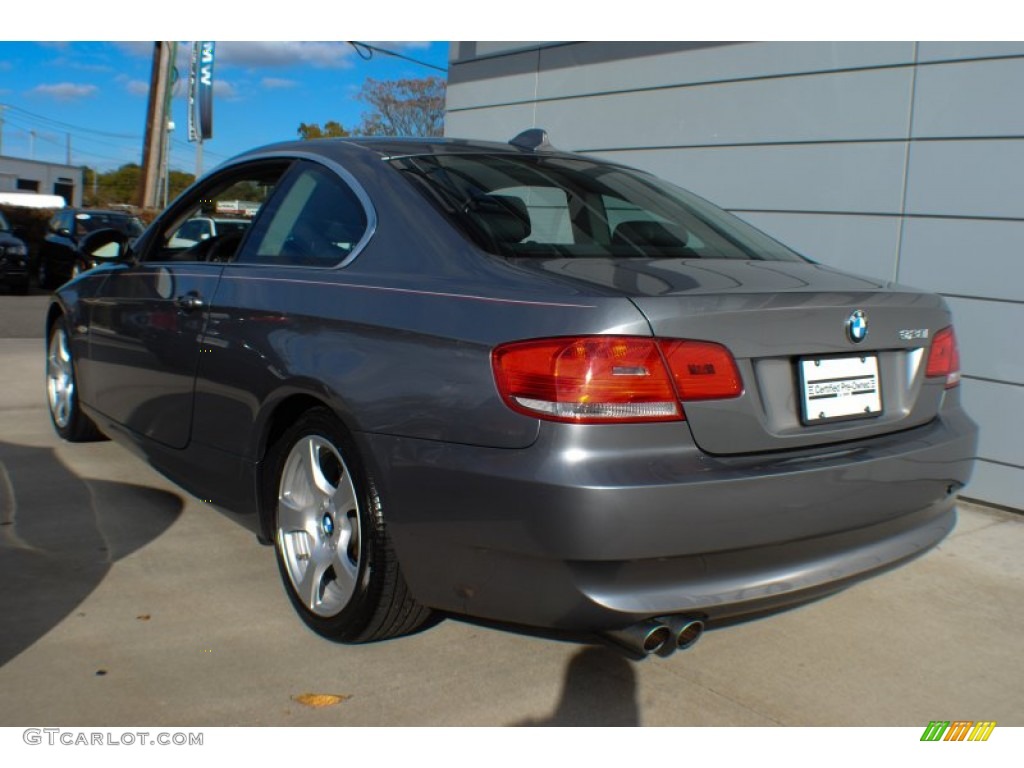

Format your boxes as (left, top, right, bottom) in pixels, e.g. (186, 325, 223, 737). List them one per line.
(297, 76, 446, 140)
(356, 77, 446, 137)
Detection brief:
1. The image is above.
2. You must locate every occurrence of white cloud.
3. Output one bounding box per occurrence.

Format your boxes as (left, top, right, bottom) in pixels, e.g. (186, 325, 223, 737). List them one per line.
(261, 77, 299, 89)
(124, 79, 149, 96)
(213, 80, 240, 99)
(117, 41, 435, 71)
(31, 82, 99, 100)
(216, 42, 354, 69)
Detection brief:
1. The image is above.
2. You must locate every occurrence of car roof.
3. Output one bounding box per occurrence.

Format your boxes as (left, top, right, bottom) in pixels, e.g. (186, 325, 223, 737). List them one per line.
(229, 135, 593, 165)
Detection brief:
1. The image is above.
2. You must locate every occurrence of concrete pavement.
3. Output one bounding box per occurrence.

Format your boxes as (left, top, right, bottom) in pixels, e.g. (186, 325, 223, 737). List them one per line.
(0, 294, 1021, 726)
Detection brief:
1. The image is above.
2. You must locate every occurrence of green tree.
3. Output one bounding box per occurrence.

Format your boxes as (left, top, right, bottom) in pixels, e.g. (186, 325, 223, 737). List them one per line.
(168, 170, 196, 201)
(297, 121, 351, 140)
(103, 164, 142, 205)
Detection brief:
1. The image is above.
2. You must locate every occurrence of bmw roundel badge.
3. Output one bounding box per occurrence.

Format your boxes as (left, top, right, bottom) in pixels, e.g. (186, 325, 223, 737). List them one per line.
(846, 309, 868, 343)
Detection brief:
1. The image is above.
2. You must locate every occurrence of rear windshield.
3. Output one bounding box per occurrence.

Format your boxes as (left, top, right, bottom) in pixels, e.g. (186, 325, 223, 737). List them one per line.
(389, 153, 805, 262)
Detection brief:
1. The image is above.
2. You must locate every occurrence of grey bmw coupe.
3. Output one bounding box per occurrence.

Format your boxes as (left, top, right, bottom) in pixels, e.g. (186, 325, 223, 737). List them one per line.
(44, 132, 977, 656)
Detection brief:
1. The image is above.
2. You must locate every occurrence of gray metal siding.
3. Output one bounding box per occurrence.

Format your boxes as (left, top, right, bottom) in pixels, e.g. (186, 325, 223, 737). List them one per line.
(446, 41, 1024, 510)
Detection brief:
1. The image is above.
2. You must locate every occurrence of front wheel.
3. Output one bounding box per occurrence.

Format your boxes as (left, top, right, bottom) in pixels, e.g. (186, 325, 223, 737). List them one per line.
(267, 407, 431, 642)
(46, 316, 105, 442)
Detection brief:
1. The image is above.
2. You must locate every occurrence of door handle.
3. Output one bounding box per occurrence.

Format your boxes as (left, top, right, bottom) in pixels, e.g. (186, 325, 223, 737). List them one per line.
(175, 292, 205, 312)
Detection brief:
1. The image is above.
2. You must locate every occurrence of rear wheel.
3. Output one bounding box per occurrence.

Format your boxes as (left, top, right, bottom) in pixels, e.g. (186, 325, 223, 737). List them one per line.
(46, 316, 105, 442)
(267, 407, 431, 642)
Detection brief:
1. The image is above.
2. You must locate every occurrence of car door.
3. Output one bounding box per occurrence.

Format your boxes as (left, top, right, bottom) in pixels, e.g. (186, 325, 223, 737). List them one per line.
(86, 161, 291, 449)
(41, 210, 75, 283)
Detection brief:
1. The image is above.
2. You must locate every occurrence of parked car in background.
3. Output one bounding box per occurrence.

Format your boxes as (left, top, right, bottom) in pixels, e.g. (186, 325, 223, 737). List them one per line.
(38, 208, 145, 288)
(168, 216, 251, 248)
(43, 132, 978, 656)
(0, 210, 30, 294)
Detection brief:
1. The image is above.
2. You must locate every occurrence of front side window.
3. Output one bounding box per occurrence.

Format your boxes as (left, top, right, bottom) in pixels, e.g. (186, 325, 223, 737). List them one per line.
(390, 153, 805, 262)
(147, 162, 287, 263)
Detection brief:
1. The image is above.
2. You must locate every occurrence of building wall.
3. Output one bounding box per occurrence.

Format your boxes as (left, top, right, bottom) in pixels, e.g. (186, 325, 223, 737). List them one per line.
(446, 41, 1024, 510)
(0, 156, 83, 206)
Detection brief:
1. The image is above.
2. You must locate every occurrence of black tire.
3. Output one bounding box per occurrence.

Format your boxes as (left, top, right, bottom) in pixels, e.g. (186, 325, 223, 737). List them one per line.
(10, 279, 28, 295)
(266, 407, 431, 642)
(45, 316, 106, 442)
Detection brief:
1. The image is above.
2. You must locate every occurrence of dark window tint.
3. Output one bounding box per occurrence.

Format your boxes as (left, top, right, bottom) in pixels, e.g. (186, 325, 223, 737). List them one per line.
(149, 162, 286, 263)
(390, 153, 805, 262)
(237, 161, 368, 268)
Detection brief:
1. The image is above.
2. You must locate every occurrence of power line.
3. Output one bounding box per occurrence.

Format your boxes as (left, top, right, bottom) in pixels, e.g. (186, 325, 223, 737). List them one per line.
(347, 42, 447, 73)
(2, 103, 142, 140)
(4, 116, 137, 154)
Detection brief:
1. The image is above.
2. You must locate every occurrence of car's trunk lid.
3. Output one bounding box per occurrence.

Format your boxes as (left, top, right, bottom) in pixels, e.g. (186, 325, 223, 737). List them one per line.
(515, 257, 952, 455)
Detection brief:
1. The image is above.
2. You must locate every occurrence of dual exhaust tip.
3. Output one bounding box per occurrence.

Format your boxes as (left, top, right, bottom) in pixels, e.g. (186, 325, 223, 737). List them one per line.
(602, 616, 704, 657)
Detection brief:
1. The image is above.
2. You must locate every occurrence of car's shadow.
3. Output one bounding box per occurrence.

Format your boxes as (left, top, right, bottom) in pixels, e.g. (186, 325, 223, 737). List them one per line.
(0, 440, 183, 667)
(513, 646, 640, 726)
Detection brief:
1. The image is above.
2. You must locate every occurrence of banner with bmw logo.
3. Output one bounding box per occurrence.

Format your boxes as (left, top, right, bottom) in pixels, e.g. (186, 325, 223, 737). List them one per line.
(187, 41, 216, 141)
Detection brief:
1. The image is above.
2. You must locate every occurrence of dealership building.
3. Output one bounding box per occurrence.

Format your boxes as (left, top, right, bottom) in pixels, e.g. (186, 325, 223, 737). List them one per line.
(0, 155, 82, 206)
(445, 41, 1023, 510)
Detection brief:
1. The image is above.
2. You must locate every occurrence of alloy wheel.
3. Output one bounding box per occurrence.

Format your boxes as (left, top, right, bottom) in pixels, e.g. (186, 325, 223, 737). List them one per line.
(276, 435, 362, 617)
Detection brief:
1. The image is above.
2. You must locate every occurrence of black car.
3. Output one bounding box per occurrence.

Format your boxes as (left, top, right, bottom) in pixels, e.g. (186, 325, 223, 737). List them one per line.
(0, 210, 30, 294)
(44, 133, 977, 656)
(38, 208, 145, 289)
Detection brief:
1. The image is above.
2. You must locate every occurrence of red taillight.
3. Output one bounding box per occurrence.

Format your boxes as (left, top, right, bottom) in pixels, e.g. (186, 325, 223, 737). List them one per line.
(925, 326, 961, 388)
(492, 336, 742, 423)
(659, 339, 744, 400)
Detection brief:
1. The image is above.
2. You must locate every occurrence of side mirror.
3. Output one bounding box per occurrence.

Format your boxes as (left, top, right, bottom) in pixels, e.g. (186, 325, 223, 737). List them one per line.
(80, 228, 131, 262)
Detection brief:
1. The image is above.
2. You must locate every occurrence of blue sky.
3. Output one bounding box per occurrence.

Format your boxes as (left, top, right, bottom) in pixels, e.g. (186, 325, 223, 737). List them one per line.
(0, 41, 449, 174)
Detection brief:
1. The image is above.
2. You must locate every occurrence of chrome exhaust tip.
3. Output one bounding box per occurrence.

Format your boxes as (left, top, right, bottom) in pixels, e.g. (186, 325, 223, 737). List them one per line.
(602, 619, 673, 656)
(660, 615, 705, 651)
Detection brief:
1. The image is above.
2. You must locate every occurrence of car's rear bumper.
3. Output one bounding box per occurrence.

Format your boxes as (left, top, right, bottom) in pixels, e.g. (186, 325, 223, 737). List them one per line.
(364, 402, 977, 631)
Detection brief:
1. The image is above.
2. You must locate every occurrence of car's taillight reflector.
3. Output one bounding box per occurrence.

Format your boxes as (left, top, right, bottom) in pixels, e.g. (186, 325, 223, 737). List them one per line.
(925, 326, 961, 388)
(659, 340, 744, 401)
(492, 336, 743, 423)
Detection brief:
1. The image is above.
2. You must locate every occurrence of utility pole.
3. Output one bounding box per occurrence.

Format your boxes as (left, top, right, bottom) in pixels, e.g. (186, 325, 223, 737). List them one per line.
(66, 132, 72, 165)
(138, 42, 172, 210)
(29, 130, 36, 160)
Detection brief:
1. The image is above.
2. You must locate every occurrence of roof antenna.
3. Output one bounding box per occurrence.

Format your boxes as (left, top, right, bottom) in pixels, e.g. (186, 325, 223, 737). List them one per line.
(509, 128, 553, 151)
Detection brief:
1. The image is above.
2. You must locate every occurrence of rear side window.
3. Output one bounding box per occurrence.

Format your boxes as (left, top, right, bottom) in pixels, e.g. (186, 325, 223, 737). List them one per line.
(390, 153, 805, 262)
(236, 161, 368, 268)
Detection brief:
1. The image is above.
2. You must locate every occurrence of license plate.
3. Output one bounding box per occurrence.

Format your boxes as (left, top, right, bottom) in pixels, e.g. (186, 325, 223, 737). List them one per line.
(799, 355, 882, 424)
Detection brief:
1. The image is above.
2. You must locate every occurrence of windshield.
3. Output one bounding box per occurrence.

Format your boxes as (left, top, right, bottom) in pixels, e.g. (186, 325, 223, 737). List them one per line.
(76, 213, 145, 237)
(389, 153, 806, 262)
